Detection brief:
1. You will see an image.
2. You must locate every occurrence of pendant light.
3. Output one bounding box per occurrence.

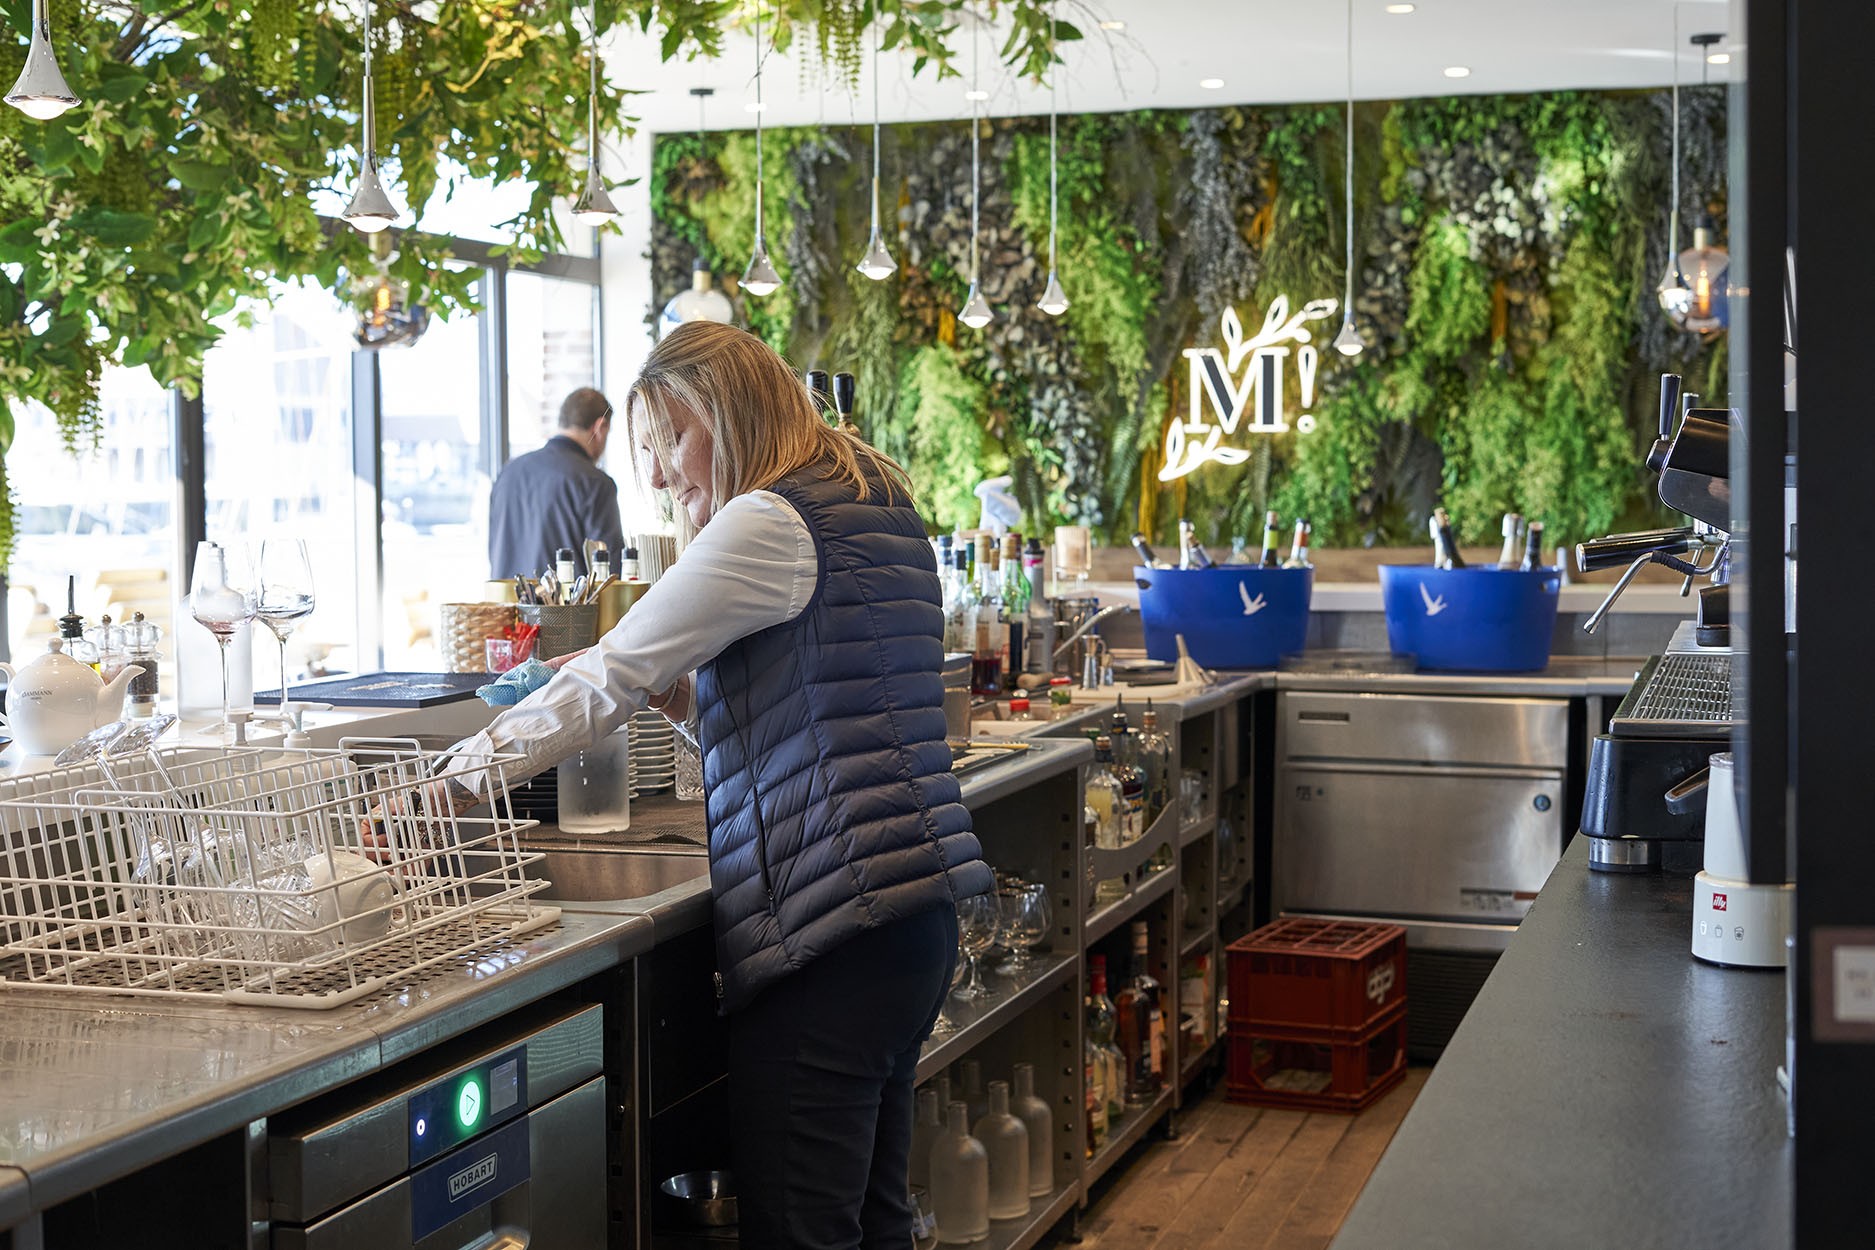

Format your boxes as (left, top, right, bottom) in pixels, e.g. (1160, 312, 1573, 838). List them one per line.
(571, 0, 619, 226)
(741, 0, 782, 297)
(1035, 45, 1068, 316)
(5, 0, 79, 120)
(854, 11, 897, 280)
(1656, 6, 1693, 324)
(957, 16, 992, 330)
(1331, 0, 1362, 356)
(341, 0, 402, 235)
(660, 88, 736, 336)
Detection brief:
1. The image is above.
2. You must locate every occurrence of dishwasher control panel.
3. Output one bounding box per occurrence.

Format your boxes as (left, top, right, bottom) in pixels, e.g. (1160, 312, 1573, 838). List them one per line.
(408, 1046, 528, 1166)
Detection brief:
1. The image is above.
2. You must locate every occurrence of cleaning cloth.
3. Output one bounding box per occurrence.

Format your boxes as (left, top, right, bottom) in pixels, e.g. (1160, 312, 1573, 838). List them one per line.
(476, 657, 556, 707)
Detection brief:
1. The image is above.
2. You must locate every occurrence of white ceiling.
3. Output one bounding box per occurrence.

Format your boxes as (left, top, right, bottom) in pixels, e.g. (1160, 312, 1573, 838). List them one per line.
(600, 0, 1737, 137)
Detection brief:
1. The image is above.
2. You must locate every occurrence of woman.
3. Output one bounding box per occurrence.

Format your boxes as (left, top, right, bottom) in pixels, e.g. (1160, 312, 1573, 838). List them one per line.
(454, 321, 993, 1248)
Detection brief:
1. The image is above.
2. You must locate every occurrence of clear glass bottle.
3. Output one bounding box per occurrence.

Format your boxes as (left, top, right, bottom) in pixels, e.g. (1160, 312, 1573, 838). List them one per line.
(1087, 955, 1126, 1128)
(1088, 737, 1128, 905)
(975, 1080, 1031, 1221)
(1083, 1029, 1108, 1158)
(1136, 702, 1173, 820)
(910, 1085, 945, 1190)
(931, 1099, 990, 1244)
(972, 535, 1004, 696)
(1022, 539, 1055, 675)
(945, 549, 978, 655)
(1114, 921, 1167, 1105)
(1011, 1062, 1055, 1198)
(1108, 700, 1146, 844)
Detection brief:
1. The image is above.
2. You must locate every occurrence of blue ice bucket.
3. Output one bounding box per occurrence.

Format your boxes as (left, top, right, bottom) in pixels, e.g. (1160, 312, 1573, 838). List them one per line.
(1134, 566, 1314, 670)
(1378, 565, 1562, 672)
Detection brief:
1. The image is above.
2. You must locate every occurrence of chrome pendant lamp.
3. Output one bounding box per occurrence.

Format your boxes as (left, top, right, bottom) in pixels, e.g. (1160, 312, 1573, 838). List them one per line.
(1331, 0, 1362, 356)
(1656, 5, 1693, 324)
(741, 0, 782, 297)
(571, 0, 619, 225)
(957, 15, 992, 330)
(854, 10, 897, 280)
(341, 0, 402, 235)
(6, 0, 80, 120)
(1035, 44, 1068, 316)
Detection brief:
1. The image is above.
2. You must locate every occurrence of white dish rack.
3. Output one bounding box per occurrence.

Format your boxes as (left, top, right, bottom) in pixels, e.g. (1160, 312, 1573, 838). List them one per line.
(0, 739, 558, 1009)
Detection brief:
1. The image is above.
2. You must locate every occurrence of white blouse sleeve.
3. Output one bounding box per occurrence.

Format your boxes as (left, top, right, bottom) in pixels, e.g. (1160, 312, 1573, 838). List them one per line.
(457, 489, 816, 786)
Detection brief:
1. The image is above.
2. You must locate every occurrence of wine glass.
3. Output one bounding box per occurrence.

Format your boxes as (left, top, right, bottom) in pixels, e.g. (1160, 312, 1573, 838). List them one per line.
(190, 541, 257, 742)
(952, 893, 1001, 1002)
(996, 882, 1051, 977)
(256, 539, 316, 726)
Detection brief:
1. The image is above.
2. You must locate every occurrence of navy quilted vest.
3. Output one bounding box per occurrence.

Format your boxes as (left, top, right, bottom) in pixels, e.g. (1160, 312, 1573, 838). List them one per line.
(696, 462, 994, 1012)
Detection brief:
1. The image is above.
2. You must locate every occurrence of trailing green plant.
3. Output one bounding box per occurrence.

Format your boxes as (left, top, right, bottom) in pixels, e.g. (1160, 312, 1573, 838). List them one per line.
(899, 344, 1003, 530)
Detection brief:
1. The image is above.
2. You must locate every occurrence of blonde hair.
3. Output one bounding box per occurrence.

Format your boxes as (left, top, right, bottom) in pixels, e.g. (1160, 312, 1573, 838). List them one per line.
(626, 322, 914, 545)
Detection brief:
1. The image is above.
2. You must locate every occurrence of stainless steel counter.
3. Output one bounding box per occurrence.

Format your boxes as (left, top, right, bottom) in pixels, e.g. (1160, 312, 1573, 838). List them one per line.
(0, 909, 654, 1219)
(1330, 835, 1792, 1250)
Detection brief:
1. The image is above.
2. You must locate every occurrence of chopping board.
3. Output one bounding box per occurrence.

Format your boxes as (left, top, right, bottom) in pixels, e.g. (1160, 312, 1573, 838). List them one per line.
(252, 671, 488, 709)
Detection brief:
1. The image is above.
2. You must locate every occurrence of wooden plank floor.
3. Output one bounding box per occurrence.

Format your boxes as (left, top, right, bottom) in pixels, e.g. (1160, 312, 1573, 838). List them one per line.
(1044, 1065, 1430, 1250)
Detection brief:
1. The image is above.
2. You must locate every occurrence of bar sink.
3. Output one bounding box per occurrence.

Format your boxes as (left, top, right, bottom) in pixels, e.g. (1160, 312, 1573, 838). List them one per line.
(524, 846, 710, 902)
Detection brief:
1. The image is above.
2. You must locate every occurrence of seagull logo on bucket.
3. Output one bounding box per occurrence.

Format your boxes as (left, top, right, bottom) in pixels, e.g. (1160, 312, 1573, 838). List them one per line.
(1367, 964, 1396, 1005)
(449, 1153, 500, 1201)
(1239, 584, 1268, 616)
(1419, 583, 1449, 617)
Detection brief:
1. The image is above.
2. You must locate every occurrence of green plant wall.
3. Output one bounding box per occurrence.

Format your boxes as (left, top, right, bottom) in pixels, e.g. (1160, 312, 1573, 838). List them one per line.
(649, 87, 1728, 549)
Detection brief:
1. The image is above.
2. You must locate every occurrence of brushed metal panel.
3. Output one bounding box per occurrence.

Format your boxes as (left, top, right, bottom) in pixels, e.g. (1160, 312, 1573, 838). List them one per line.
(1280, 691, 1568, 768)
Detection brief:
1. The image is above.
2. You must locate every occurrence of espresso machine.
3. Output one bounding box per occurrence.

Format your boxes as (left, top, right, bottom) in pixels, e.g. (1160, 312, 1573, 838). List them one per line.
(1575, 374, 1739, 875)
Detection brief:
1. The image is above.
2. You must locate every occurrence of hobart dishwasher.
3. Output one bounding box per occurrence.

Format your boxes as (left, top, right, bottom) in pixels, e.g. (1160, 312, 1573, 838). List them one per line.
(262, 1003, 606, 1250)
(1273, 690, 1570, 1056)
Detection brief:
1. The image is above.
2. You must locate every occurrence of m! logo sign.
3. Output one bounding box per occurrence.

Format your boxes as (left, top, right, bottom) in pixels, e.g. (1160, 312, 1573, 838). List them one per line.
(1159, 297, 1340, 482)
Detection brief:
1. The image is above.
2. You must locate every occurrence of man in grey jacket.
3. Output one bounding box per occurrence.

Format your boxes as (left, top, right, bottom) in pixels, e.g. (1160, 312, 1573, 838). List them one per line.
(487, 387, 627, 581)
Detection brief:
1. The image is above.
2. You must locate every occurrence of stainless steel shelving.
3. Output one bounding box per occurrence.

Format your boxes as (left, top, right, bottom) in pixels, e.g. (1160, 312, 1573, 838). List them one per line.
(1085, 863, 1175, 946)
(977, 1182, 1081, 1250)
(1180, 928, 1214, 961)
(1085, 1086, 1175, 1187)
(916, 954, 1079, 1083)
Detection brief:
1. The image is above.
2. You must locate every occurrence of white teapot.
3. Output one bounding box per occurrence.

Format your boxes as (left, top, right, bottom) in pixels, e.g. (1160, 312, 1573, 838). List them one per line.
(0, 639, 144, 756)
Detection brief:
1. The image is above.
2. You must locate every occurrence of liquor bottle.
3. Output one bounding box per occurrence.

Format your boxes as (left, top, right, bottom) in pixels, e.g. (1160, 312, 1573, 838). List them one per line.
(1131, 532, 1165, 569)
(1011, 1062, 1055, 1198)
(931, 1100, 990, 1244)
(1108, 698, 1145, 844)
(1498, 513, 1523, 568)
(1086, 956, 1121, 1144)
(1282, 519, 1312, 568)
(1135, 701, 1173, 819)
(832, 371, 857, 426)
(1258, 511, 1283, 568)
(1521, 521, 1546, 571)
(1114, 920, 1166, 1105)
(1430, 507, 1466, 569)
(946, 549, 978, 655)
(805, 368, 833, 415)
(910, 1086, 944, 1189)
(1083, 1030, 1109, 1158)
(973, 536, 1004, 696)
(975, 1081, 1031, 1221)
(999, 534, 1025, 681)
(1086, 737, 1125, 853)
(1022, 539, 1055, 674)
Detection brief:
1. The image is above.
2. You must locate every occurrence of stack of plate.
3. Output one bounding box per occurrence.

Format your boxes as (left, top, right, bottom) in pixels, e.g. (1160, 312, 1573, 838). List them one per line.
(629, 711, 677, 796)
(633, 532, 679, 584)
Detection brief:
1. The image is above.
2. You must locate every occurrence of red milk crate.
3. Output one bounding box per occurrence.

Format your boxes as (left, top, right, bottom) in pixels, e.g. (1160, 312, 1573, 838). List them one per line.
(1226, 917, 1406, 1038)
(1225, 1001, 1408, 1113)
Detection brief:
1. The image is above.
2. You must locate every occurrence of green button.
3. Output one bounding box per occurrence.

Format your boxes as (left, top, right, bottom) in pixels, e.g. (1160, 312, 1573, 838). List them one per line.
(457, 1079, 483, 1128)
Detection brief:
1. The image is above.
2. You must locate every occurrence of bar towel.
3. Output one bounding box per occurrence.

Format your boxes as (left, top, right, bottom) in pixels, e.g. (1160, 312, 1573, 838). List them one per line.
(476, 657, 556, 707)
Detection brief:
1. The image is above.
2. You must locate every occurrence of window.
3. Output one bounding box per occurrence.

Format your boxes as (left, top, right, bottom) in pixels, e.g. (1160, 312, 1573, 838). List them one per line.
(202, 281, 362, 681)
(6, 370, 176, 665)
(506, 270, 600, 462)
(378, 301, 489, 668)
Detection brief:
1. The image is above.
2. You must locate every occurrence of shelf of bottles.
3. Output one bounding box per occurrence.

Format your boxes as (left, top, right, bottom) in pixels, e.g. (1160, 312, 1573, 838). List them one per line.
(918, 954, 1079, 1084)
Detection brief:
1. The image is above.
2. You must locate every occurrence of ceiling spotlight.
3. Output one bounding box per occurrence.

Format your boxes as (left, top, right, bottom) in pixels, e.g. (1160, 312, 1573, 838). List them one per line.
(1384, 3, 1415, 12)
(1199, 78, 1225, 89)
(1442, 65, 1471, 78)
(1098, 19, 1125, 30)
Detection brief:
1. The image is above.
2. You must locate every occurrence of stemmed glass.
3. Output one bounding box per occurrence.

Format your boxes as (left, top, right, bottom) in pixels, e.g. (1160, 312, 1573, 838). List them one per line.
(190, 541, 257, 742)
(255, 539, 316, 727)
(996, 882, 1051, 977)
(952, 893, 1001, 1003)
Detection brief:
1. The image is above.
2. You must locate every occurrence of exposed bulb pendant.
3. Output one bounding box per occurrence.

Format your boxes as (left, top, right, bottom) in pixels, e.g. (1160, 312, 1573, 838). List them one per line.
(957, 19, 992, 330)
(341, 0, 403, 235)
(855, 13, 897, 280)
(6, 0, 79, 120)
(1334, 0, 1363, 357)
(742, 0, 782, 297)
(571, 0, 619, 226)
(1036, 63, 1069, 316)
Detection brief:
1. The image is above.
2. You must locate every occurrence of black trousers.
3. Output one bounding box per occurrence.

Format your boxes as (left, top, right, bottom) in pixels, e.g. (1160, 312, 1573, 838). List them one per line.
(729, 906, 959, 1250)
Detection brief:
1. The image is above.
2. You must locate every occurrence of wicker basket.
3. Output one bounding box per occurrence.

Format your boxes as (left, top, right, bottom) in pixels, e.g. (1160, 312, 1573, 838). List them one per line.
(440, 602, 517, 673)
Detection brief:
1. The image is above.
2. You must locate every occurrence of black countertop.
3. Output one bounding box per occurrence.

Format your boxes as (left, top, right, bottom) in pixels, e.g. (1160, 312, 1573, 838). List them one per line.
(1332, 835, 1792, 1250)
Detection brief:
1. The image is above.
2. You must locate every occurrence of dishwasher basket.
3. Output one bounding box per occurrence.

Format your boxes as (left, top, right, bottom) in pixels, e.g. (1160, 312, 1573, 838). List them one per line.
(0, 741, 558, 1008)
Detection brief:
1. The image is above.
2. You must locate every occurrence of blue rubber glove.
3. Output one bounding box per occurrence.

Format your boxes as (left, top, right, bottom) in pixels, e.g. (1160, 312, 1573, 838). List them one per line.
(476, 657, 556, 707)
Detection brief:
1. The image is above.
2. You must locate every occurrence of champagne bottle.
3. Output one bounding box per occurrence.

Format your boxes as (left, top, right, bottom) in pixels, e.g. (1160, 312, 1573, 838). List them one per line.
(1520, 521, 1546, 571)
(1498, 513, 1523, 568)
(1186, 532, 1215, 570)
(1282, 519, 1311, 568)
(1258, 511, 1282, 568)
(805, 369, 832, 415)
(1131, 532, 1164, 569)
(1431, 508, 1466, 569)
(1176, 519, 1196, 570)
